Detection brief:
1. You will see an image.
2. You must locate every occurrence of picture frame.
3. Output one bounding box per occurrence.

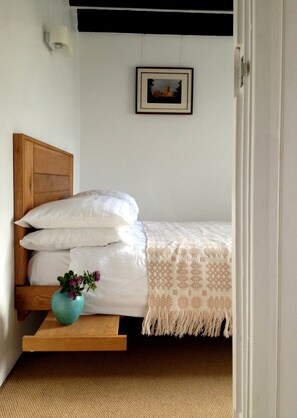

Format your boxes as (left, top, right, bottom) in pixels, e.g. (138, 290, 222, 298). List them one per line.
(136, 67, 194, 114)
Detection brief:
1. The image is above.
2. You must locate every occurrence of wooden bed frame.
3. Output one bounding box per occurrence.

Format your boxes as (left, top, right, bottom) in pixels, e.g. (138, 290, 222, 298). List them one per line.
(14, 133, 74, 320)
(14, 133, 127, 351)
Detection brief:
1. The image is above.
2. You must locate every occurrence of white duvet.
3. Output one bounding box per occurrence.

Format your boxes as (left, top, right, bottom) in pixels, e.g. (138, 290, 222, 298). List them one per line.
(28, 220, 232, 320)
(28, 222, 148, 317)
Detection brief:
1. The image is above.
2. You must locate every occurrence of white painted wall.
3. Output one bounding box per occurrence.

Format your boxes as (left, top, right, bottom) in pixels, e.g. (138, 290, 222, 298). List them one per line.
(79, 33, 233, 222)
(0, 0, 80, 386)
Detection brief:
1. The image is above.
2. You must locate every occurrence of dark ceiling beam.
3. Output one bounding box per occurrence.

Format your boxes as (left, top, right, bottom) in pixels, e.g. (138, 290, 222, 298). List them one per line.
(77, 9, 233, 36)
(70, 0, 233, 12)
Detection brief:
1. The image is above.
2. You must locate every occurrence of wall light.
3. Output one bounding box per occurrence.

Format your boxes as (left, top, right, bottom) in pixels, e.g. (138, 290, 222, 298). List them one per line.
(45, 25, 73, 55)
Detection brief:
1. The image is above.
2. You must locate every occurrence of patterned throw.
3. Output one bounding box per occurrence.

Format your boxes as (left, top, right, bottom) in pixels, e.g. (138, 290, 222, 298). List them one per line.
(142, 221, 232, 338)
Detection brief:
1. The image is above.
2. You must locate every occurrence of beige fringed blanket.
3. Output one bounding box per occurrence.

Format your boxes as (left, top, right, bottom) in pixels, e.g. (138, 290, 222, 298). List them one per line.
(142, 221, 232, 338)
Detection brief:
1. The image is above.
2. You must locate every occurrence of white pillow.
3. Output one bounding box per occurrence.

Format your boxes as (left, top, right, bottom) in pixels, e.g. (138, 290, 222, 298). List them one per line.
(73, 189, 139, 214)
(20, 227, 133, 251)
(15, 192, 139, 229)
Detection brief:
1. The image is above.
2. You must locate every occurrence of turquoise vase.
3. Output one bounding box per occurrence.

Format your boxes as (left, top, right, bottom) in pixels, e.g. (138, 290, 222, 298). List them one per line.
(51, 290, 84, 326)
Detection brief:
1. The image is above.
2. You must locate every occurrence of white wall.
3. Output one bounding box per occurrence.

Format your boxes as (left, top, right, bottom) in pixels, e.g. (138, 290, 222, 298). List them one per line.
(80, 33, 233, 222)
(0, 0, 80, 386)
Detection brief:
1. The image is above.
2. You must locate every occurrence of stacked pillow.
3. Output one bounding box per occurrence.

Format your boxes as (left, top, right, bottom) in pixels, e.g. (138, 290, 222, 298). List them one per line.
(15, 189, 139, 251)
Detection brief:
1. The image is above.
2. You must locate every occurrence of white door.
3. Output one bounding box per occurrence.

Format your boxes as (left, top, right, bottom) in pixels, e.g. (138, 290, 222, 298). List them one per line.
(233, 0, 253, 416)
(232, 0, 296, 416)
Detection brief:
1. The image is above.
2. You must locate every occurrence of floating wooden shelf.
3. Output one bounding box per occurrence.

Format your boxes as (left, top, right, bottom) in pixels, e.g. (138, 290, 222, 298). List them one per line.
(22, 311, 127, 352)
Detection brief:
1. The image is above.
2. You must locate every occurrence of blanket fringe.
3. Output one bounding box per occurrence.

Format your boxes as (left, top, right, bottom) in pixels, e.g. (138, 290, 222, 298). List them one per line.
(142, 309, 232, 338)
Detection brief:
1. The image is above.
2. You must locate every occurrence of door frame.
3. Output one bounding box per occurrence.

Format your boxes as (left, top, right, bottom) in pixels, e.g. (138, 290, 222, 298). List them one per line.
(233, 0, 283, 416)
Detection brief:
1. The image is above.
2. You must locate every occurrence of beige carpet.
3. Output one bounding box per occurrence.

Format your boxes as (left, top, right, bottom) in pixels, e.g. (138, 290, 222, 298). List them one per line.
(0, 318, 232, 418)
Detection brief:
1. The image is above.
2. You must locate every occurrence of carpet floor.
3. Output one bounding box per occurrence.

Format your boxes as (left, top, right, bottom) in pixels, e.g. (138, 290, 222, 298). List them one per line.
(0, 318, 232, 418)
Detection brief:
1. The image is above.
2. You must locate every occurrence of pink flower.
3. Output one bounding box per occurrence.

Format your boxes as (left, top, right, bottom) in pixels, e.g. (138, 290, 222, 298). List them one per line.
(57, 269, 101, 299)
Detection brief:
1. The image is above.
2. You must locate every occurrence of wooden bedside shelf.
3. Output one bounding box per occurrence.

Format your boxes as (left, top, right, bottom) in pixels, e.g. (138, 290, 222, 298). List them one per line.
(22, 311, 127, 352)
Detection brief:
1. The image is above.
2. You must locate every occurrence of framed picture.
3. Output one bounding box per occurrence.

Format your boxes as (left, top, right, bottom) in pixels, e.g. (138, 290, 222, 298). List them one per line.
(136, 67, 194, 114)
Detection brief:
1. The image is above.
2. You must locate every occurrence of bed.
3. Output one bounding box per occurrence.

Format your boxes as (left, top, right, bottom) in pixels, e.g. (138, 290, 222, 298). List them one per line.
(14, 133, 232, 338)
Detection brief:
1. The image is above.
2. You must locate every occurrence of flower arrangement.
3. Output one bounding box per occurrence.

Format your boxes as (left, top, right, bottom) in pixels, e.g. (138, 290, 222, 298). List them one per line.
(57, 270, 101, 300)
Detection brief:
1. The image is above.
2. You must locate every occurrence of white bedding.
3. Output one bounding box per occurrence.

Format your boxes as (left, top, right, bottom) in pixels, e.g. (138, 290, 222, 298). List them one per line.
(27, 221, 232, 323)
(28, 221, 149, 317)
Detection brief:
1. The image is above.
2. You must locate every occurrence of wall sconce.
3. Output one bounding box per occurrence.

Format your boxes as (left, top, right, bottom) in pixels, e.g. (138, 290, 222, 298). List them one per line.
(45, 25, 73, 55)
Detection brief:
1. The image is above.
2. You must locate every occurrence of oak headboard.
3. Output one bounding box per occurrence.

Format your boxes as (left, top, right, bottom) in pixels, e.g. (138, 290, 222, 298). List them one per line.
(13, 133, 74, 287)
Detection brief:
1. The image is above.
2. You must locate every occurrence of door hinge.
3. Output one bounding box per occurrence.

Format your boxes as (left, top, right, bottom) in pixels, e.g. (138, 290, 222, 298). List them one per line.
(234, 45, 250, 96)
(240, 56, 249, 87)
